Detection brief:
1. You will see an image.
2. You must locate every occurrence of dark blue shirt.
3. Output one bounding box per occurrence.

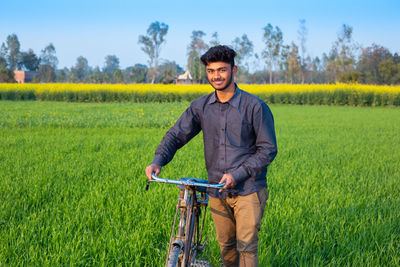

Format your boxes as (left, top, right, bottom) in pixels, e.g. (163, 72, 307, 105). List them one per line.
(152, 86, 277, 198)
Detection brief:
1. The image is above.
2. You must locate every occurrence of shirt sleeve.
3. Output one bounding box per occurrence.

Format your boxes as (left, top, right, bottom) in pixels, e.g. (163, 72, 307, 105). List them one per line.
(231, 102, 278, 184)
(152, 104, 201, 167)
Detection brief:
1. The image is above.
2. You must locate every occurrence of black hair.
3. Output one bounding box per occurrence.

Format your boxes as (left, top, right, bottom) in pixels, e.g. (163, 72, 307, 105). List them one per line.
(200, 45, 236, 67)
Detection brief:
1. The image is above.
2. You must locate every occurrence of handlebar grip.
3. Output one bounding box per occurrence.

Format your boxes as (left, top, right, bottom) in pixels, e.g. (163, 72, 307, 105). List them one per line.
(145, 181, 150, 191)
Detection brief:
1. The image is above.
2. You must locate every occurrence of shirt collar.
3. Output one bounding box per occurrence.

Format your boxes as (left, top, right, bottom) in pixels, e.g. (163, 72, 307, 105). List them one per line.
(208, 83, 241, 108)
(208, 91, 218, 104)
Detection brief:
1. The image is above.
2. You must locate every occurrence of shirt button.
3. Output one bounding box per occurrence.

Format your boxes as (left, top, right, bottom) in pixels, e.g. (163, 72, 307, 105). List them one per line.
(221, 128, 224, 131)
(221, 157, 224, 160)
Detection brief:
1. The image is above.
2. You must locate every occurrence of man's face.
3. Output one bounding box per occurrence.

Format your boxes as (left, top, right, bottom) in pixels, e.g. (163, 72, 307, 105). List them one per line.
(206, 62, 237, 91)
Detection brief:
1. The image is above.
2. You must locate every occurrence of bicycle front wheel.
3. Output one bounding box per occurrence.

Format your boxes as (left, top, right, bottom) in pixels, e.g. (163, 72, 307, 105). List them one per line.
(167, 245, 181, 267)
(183, 196, 197, 266)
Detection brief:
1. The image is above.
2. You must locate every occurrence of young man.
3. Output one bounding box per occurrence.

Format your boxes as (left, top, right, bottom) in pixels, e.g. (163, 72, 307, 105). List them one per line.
(145, 45, 277, 266)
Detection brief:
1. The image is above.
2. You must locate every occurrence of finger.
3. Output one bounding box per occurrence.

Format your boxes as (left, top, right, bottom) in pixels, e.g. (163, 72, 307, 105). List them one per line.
(145, 167, 151, 180)
(220, 182, 230, 192)
(219, 177, 225, 192)
(224, 177, 232, 186)
(223, 182, 230, 189)
(154, 168, 161, 176)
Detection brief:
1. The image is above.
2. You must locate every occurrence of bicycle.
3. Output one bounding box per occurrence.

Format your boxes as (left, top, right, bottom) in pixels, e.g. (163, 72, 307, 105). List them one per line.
(146, 174, 225, 267)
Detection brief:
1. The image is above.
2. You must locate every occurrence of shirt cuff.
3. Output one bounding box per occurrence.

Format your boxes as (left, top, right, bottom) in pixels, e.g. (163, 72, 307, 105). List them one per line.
(231, 166, 249, 184)
(152, 155, 166, 167)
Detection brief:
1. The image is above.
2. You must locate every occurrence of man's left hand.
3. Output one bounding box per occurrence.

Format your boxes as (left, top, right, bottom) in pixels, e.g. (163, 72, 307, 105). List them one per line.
(219, 173, 236, 192)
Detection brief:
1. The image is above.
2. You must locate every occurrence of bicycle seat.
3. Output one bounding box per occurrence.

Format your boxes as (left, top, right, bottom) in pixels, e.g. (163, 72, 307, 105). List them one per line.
(178, 177, 209, 193)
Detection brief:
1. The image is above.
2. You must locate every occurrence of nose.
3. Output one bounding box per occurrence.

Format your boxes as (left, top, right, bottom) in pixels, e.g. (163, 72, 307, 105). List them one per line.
(213, 70, 221, 79)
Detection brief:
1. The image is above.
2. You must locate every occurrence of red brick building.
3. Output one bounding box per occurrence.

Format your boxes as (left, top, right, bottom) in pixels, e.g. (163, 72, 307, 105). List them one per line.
(14, 70, 40, 83)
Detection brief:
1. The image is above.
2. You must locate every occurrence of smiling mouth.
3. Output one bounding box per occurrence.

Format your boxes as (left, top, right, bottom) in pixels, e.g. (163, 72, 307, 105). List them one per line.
(213, 80, 224, 84)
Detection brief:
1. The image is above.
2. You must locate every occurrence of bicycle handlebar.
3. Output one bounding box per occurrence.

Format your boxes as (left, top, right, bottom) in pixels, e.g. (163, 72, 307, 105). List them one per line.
(147, 173, 226, 190)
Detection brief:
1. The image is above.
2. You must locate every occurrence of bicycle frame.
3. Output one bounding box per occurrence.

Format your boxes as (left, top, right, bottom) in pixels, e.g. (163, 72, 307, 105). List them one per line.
(147, 174, 225, 267)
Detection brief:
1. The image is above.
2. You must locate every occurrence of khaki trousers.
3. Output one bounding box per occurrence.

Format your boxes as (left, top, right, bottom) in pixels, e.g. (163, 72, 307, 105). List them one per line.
(209, 187, 268, 267)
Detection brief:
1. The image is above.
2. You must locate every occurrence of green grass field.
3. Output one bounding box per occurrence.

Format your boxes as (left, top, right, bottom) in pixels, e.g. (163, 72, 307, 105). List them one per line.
(1, 101, 399, 266)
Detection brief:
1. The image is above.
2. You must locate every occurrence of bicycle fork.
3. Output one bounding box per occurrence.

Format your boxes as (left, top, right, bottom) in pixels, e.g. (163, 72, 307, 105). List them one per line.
(166, 188, 190, 266)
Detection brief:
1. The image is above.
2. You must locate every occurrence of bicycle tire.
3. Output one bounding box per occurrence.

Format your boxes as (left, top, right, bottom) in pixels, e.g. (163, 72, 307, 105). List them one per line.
(192, 259, 211, 267)
(167, 245, 181, 267)
(183, 195, 197, 266)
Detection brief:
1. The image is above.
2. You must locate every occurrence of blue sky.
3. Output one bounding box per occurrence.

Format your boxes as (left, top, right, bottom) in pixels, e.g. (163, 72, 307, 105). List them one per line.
(1, 0, 399, 70)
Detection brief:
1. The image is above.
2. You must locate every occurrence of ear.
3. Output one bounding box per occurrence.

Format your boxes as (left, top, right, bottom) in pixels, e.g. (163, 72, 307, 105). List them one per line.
(232, 65, 238, 75)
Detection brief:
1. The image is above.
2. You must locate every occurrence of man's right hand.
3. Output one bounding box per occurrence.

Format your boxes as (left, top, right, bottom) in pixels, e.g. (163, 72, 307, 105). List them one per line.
(145, 163, 161, 180)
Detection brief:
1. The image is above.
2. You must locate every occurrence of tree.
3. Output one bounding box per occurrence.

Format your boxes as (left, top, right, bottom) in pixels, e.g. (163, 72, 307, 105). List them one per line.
(90, 66, 104, 83)
(286, 42, 301, 83)
(157, 60, 183, 84)
(262, 23, 283, 84)
(209, 32, 220, 47)
(247, 69, 270, 84)
(57, 67, 69, 83)
(103, 55, 119, 73)
(40, 43, 58, 68)
(357, 44, 392, 84)
(279, 44, 290, 81)
(39, 43, 58, 82)
(101, 55, 120, 83)
(297, 19, 308, 83)
(6, 34, 21, 70)
(309, 56, 325, 83)
(395, 63, 400, 84)
(325, 24, 358, 82)
(0, 67, 16, 82)
(72, 56, 90, 82)
(378, 59, 397, 84)
(67, 67, 79, 83)
(232, 34, 254, 79)
(113, 69, 123, 83)
(251, 53, 261, 74)
(126, 64, 148, 83)
(39, 64, 55, 83)
(335, 24, 358, 73)
(0, 57, 6, 69)
(0, 43, 8, 68)
(21, 49, 40, 71)
(187, 30, 208, 82)
(394, 53, 400, 64)
(138, 21, 169, 83)
(338, 71, 361, 83)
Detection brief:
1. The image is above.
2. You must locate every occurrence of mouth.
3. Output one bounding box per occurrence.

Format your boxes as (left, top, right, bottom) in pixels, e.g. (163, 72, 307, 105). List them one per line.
(212, 79, 224, 86)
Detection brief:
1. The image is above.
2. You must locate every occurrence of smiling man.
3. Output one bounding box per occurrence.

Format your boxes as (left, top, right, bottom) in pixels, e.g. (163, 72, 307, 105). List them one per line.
(145, 45, 277, 266)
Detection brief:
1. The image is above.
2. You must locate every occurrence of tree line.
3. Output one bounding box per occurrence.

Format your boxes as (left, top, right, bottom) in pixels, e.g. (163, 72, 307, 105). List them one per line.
(1, 21, 399, 84)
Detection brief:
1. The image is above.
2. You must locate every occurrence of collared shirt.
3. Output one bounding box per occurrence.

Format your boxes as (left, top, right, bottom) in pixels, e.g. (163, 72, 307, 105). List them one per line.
(152, 85, 277, 198)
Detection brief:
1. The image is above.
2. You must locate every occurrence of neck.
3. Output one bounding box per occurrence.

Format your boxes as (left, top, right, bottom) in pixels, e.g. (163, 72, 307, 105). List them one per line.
(216, 82, 236, 103)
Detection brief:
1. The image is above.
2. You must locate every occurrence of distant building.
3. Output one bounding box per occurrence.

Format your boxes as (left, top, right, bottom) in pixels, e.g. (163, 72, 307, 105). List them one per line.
(175, 70, 200, 85)
(14, 70, 40, 83)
